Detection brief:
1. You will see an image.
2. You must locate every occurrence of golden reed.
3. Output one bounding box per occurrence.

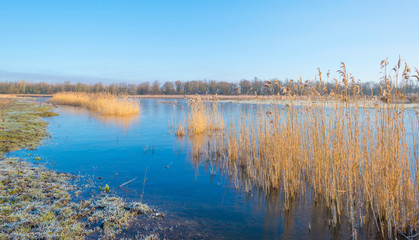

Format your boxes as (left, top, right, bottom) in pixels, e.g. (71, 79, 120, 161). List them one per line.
(183, 59, 418, 239)
(50, 92, 140, 116)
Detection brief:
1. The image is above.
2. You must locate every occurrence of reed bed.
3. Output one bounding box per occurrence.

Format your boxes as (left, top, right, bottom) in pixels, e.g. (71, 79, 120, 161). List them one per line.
(176, 95, 224, 136)
(50, 92, 140, 116)
(185, 60, 419, 239)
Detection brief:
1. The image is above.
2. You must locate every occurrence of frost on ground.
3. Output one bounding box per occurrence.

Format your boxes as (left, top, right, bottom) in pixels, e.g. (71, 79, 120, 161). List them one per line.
(0, 158, 156, 239)
(0, 99, 160, 239)
(0, 99, 53, 153)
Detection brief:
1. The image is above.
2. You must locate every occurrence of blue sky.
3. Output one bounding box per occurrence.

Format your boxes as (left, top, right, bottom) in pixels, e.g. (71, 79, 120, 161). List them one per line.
(0, 0, 418, 83)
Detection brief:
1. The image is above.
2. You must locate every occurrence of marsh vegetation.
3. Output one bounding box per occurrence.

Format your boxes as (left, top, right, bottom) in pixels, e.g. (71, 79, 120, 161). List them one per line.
(50, 92, 140, 116)
(178, 60, 419, 239)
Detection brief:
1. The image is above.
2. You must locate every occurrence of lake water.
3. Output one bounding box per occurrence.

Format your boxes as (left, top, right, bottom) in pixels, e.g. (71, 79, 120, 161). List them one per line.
(9, 98, 418, 239)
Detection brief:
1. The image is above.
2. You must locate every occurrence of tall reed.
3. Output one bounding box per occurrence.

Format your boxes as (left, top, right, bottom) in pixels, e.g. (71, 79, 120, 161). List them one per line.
(177, 95, 224, 136)
(50, 92, 140, 116)
(185, 60, 418, 239)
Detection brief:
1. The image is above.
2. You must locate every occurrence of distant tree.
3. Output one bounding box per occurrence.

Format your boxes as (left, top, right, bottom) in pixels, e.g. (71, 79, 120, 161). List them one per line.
(151, 80, 161, 95)
(137, 82, 150, 94)
(162, 81, 175, 95)
(208, 80, 218, 94)
(19, 80, 26, 93)
(252, 78, 264, 95)
(175, 81, 183, 95)
(183, 81, 190, 94)
(93, 82, 104, 93)
(189, 81, 199, 94)
(197, 80, 208, 94)
(239, 80, 251, 94)
(230, 83, 239, 95)
(218, 81, 231, 95)
(0, 76, 417, 96)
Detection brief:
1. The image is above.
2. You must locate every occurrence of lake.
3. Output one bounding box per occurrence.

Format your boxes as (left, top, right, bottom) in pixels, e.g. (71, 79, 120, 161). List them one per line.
(8, 98, 417, 239)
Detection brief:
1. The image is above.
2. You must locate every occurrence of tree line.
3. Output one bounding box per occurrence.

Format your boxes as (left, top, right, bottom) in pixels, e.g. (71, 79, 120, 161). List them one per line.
(0, 78, 418, 97)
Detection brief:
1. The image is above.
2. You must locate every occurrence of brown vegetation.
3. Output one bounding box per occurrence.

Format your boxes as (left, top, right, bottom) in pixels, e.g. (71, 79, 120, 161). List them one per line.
(175, 95, 224, 136)
(183, 60, 419, 239)
(50, 92, 140, 116)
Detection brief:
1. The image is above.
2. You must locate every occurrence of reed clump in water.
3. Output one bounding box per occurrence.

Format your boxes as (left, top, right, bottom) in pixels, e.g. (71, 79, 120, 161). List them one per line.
(188, 59, 419, 239)
(174, 123, 186, 136)
(178, 95, 224, 136)
(50, 92, 140, 116)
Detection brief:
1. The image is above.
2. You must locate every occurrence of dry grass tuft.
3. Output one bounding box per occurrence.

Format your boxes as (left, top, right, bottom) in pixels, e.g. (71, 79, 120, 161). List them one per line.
(50, 92, 140, 116)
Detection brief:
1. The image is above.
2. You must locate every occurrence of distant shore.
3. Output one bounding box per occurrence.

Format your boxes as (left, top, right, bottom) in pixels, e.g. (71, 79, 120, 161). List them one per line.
(1, 93, 418, 111)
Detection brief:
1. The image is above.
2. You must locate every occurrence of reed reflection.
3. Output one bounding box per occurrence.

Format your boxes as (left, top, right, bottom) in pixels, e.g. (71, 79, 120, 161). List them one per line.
(58, 105, 140, 131)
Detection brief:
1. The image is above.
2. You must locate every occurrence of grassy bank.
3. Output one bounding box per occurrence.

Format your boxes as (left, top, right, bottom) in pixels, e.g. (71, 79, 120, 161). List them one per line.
(0, 99, 58, 154)
(0, 99, 158, 239)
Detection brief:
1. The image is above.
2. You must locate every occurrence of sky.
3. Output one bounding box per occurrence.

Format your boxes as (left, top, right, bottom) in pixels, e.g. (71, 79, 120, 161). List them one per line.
(0, 0, 418, 84)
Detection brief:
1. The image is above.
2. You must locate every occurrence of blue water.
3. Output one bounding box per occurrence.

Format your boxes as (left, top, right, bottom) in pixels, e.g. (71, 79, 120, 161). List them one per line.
(9, 98, 418, 239)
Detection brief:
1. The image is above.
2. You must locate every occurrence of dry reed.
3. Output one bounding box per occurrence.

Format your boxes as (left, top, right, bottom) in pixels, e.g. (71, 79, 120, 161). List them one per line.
(176, 95, 224, 136)
(50, 92, 140, 116)
(184, 60, 419, 239)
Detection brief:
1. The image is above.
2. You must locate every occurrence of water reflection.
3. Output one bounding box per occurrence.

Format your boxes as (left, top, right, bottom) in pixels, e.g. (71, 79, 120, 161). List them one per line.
(182, 103, 417, 239)
(186, 132, 383, 239)
(58, 105, 141, 131)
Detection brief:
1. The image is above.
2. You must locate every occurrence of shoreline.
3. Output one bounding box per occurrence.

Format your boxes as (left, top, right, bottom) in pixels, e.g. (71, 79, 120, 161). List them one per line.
(2, 93, 418, 112)
(0, 98, 158, 239)
(3, 93, 419, 103)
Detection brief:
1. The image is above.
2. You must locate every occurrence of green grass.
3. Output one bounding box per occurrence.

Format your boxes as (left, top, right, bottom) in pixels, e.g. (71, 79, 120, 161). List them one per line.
(0, 99, 58, 154)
